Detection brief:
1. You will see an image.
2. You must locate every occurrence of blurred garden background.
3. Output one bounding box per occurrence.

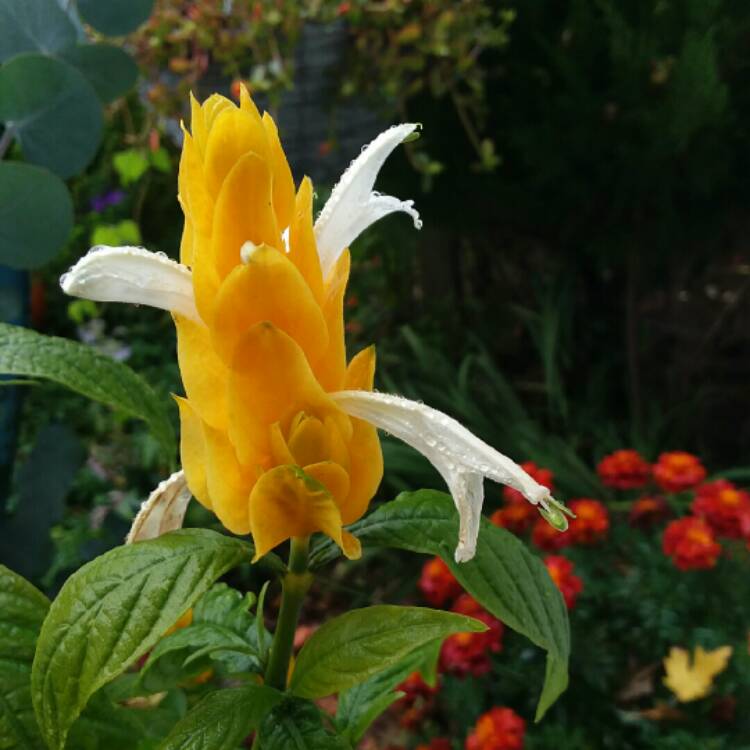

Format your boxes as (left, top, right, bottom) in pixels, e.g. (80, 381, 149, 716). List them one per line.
(2, 1, 750, 748)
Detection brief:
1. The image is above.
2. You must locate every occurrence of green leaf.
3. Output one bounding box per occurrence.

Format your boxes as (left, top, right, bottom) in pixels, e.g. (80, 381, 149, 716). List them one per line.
(76, 0, 155, 36)
(157, 685, 282, 750)
(0, 162, 73, 269)
(0, 323, 176, 461)
(31, 529, 251, 750)
(336, 640, 440, 744)
(90, 220, 141, 247)
(58, 44, 138, 104)
(309, 490, 571, 720)
(257, 698, 351, 750)
(113, 149, 150, 186)
(0, 0, 76, 63)
(0, 564, 49, 750)
(290, 605, 484, 700)
(0, 53, 103, 178)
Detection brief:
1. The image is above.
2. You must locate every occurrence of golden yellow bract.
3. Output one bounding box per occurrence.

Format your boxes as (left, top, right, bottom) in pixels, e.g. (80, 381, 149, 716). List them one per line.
(174, 88, 383, 559)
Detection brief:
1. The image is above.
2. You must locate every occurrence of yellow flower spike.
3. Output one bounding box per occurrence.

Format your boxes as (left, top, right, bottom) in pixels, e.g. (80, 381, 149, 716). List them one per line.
(663, 645, 733, 702)
(210, 152, 280, 280)
(174, 314, 229, 430)
(174, 397, 211, 511)
(201, 420, 258, 535)
(314, 250, 351, 392)
(203, 105, 268, 198)
(64, 90, 563, 562)
(228, 322, 349, 467)
(249, 465, 360, 561)
(289, 176, 324, 304)
(261, 111, 296, 232)
(210, 244, 329, 367)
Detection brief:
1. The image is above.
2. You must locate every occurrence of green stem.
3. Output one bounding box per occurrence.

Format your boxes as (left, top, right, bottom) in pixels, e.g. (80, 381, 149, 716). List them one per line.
(264, 536, 311, 691)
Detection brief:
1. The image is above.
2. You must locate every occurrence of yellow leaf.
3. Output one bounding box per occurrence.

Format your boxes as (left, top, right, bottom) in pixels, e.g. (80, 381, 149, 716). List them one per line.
(663, 645, 732, 702)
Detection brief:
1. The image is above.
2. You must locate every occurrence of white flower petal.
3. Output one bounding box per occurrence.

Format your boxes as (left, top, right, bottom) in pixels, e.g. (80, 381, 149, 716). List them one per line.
(126, 470, 192, 544)
(314, 123, 422, 278)
(332, 390, 558, 562)
(60, 245, 200, 322)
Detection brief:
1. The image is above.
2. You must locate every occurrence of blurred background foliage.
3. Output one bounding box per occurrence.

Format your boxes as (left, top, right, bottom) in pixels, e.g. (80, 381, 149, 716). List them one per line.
(2, 0, 750, 746)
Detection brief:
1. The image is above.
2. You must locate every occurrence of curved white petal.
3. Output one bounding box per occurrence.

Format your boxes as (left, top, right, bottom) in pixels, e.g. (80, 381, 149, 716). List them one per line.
(314, 123, 422, 278)
(126, 470, 192, 544)
(60, 245, 200, 322)
(332, 390, 568, 562)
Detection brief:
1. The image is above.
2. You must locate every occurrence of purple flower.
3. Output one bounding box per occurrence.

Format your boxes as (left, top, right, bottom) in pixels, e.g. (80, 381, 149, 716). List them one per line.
(90, 189, 126, 213)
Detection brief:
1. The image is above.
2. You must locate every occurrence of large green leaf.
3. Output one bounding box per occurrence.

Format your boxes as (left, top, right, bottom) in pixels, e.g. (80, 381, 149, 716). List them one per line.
(336, 640, 440, 744)
(57, 44, 138, 104)
(0, 53, 102, 178)
(0, 0, 76, 62)
(0, 564, 49, 750)
(0, 323, 176, 460)
(157, 686, 282, 750)
(257, 699, 351, 750)
(76, 0, 155, 36)
(0, 162, 73, 269)
(290, 605, 484, 700)
(31, 530, 251, 750)
(309, 490, 571, 719)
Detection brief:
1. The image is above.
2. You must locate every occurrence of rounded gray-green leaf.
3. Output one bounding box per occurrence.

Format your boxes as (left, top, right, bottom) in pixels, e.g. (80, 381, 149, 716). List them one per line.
(76, 0, 155, 36)
(58, 44, 138, 104)
(0, 0, 77, 62)
(31, 529, 252, 750)
(0, 162, 73, 269)
(0, 53, 103, 178)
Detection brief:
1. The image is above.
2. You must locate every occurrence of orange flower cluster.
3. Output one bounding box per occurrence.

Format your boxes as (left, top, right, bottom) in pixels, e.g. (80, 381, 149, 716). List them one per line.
(662, 517, 721, 570)
(544, 555, 583, 609)
(597, 449, 651, 489)
(440, 594, 504, 677)
(691, 480, 750, 539)
(653, 452, 707, 493)
(465, 707, 526, 750)
(418, 556, 463, 607)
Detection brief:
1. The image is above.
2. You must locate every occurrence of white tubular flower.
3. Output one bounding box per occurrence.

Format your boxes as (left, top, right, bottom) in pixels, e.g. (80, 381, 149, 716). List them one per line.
(332, 390, 572, 562)
(60, 245, 200, 323)
(126, 470, 192, 544)
(314, 123, 423, 278)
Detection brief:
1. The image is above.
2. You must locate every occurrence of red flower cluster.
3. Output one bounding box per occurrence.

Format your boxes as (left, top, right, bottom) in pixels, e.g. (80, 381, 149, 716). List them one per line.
(440, 594, 504, 677)
(691, 480, 750, 539)
(597, 449, 651, 489)
(395, 672, 439, 729)
(629, 496, 670, 527)
(662, 516, 721, 570)
(544, 555, 583, 609)
(653, 452, 707, 493)
(503, 462, 554, 504)
(419, 556, 463, 607)
(465, 707, 526, 750)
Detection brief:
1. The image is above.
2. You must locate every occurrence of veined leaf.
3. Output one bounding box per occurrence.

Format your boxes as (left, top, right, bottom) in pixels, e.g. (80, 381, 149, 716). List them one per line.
(309, 490, 571, 719)
(336, 639, 441, 744)
(257, 698, 351, 750)
(76, 0, 155, 36)
(0, 323, 176, 461)
(157, 685, 282, 750)
(0, 564, 49, 750)
(31, 530, 251, 750)
(290, 605, 484, 700)
(0, 0, 76, 63)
